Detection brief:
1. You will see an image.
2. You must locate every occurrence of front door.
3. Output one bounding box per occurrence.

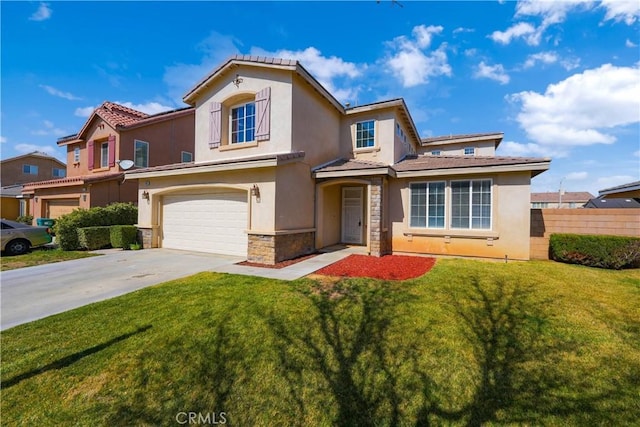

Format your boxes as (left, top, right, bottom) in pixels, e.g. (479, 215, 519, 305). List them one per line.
(342, 187, 364, 244)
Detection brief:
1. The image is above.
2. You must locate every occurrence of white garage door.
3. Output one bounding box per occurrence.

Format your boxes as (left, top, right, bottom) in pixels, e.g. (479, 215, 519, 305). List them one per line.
(161, 191, 248, 256)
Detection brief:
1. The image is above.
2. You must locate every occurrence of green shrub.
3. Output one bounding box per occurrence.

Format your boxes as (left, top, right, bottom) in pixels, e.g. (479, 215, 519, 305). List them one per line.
(550, 233, 640, 270)
(54, 203, 137, 251)
(16, 215, 34, 225)
(78, 226, 112, 250)
(110, 225, 139, 249)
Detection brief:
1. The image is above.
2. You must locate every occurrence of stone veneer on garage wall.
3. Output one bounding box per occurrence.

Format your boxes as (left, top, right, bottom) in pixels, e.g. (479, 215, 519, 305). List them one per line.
(248, 231, 315, 265)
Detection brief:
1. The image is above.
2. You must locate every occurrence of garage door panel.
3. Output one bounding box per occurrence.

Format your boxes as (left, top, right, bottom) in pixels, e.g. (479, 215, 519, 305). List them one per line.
(47, 199, 80, 218)
(162, 192, 248, 257)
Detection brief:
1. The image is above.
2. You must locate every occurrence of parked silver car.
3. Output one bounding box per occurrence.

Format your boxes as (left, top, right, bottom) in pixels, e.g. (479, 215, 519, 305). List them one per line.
(1, 219, 53, 255)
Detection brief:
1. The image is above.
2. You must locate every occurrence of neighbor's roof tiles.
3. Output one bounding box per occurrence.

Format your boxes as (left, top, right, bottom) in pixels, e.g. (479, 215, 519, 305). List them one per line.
(421, 132, 503, 144)
(531, 191, 594, 203)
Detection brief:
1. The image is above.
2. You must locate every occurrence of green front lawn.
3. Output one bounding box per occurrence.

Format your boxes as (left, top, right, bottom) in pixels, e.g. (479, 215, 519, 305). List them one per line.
(1, 260, 639, 426)
(1, 248, 98, 271)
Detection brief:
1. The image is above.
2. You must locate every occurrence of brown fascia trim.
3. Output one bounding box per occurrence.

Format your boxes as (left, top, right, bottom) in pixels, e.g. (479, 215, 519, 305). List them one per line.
(22, 172, 124, 190)
(420, 132, 504, 147)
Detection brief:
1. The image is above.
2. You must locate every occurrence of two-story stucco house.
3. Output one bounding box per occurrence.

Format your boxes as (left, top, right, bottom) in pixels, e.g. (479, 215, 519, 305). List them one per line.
(22, 102, 194, 220)
(127, 55, 550, 264)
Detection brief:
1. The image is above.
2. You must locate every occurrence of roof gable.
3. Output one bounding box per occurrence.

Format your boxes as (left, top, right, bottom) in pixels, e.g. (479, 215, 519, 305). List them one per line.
(69, 101, 149, 143)
(0, 151, 66, 168)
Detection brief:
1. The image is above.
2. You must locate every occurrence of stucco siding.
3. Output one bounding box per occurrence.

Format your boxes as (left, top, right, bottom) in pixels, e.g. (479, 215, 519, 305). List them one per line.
(274, 162, 315, 230)
(389, 171, 532, 260)
(193, 66, 294, 163)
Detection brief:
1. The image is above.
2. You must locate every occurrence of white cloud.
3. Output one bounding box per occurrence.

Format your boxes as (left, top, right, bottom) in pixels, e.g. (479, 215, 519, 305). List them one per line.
(75, 106, 96, 117)
(600, 0, 640, 25)
(39, 84, 82, 101)
(0, 136, 6, 143)
(567, 171, 588, 180)
(497, 140, 566, 158)
(515, 0, 592, 26)
(251, 46, 362, 101)
(29, 2, 52, 21)
(15, 143, 58, 157)
(30, 120, 67, 137)
(523, 51, 559, 68)
(634, 150, 640, 157)
(508, 63, 640, 147)
(114, 101, 174, 115)
(385, 25, 451, 88)
(626, 39, 638, 48)
(489, 22, 541, 45)
(474, 61, 510, 84)
(464, 48, 478, 57)
(453, 27, 475, 34)
(560, 57, 581, 71)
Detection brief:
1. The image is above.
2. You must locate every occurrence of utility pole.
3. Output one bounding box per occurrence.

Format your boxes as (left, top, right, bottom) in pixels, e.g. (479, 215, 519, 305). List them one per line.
(558, 177, 565, 208)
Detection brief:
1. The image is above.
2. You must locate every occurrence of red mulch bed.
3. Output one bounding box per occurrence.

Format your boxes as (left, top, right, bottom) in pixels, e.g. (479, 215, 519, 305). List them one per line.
(314, 254, 436, 281)
(237, 253, 319, 269)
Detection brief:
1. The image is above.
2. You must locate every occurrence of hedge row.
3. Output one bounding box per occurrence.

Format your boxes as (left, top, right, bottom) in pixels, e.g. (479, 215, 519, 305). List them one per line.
(550, 233, 640, 270)
(77, 225, 139, 250)
(54, 203, 138, 250)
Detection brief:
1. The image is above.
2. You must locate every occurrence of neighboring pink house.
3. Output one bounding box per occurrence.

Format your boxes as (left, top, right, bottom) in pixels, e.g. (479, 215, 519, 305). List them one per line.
(22, 102, 194, 220)
(127, 56, 550, 264)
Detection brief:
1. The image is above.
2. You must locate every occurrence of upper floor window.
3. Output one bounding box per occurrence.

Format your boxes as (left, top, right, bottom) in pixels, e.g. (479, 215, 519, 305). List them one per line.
(74, 147, 80, 163)
(134, 140, 149, 168)
(231, 102, 255, 144)
(181, 151, 193, 163)
(464, 147, 475, 156)
(451, 179, 492, 230)
(532, 202, 549, 209)
(356, 120, 375, 149)
(53, 168, 66, 178)
(431, 150, 441, 156)
(100, 142, 109, 168)
(23, 164, 38, 175)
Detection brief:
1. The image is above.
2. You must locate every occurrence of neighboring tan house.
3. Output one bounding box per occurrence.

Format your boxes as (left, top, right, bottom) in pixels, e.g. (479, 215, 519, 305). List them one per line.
(1, 151, 66, 220)
(598, 181, 640, 199)
(530, 191, 593, 209)
(126, 55, 550, 264)
(1, 151, 67, 186)
(21, 102, 194, 220)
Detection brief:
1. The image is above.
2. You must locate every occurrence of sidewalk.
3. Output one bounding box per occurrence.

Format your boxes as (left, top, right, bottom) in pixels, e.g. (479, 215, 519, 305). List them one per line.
(212, 245, 366, 280)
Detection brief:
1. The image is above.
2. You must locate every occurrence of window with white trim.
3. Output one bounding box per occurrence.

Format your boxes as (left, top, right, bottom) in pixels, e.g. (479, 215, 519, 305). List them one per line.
(464, 147, 475, 156)
(100, 142, 109, 168)
(230, 102, 255, 144)
(23, 164, 38, 175)
(134, 140, 149, 167)
(181, 151, 193, 162)
(74, 147, 80, 163)
(451, 179, 492, 229)
(410, 182, 446, 228)
(356, 120, 375, 148)
(431, 150, 441, 156)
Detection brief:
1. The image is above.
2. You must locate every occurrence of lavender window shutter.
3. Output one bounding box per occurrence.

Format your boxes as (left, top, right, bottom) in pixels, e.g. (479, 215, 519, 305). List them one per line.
(108, 135, 116, 167)
(87, 140, 94, 170)
(209, 102, 222, 148)
(255, 87, 271, 141)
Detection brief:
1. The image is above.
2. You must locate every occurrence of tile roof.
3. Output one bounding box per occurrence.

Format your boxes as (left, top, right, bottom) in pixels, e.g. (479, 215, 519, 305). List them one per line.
(393, 155, 549, 172)
(598, 180, 640, 195)
(531, 191, 594, 203)
(21, 172, 124, 190)
(96, 101, 149, 128)
(126, 151, 306, 175)
(584, 197, 640, 208)
(313, 158, 389, 173)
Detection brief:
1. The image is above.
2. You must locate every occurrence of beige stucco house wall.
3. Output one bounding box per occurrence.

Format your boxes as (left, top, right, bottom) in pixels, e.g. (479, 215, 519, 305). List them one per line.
(128, 55, 550, 264)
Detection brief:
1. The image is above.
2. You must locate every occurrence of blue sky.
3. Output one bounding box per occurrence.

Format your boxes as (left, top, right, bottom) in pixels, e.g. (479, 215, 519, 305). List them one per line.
(1, 0, 639, 195)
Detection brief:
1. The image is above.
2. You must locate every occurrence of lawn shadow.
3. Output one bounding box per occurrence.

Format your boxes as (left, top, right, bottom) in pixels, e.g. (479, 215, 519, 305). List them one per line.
(412, 277, 633, 426)
(1, 325, 152, 390)
(267, 279, 414, 427)
(107, 314, 246, 426)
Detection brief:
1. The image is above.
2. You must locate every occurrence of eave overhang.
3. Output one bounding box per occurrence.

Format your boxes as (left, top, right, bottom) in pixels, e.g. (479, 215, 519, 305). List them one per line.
(394, 161, 551, 178)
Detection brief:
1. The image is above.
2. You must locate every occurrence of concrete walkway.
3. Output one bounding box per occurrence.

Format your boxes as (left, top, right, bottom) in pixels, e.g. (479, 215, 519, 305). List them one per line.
(0, 246, 361, 330)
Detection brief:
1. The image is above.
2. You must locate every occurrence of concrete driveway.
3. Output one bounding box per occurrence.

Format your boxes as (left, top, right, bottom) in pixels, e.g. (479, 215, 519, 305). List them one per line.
(0, 249, 243, 331)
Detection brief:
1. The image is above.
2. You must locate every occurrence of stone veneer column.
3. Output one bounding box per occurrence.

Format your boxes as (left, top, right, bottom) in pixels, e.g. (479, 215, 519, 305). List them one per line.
(368, 177, 390, 257)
